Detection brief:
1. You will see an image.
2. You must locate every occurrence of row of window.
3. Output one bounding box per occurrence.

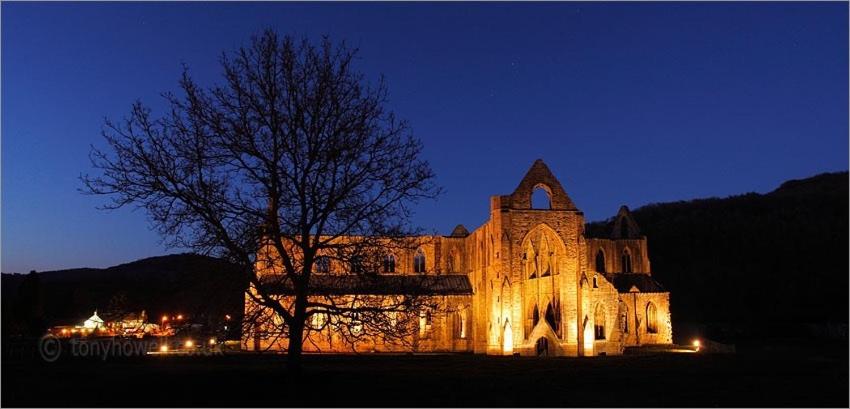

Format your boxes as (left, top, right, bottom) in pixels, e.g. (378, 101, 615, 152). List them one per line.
(594, 249, 632, 274)
(594, 302, 659, 341)
(313, 250, 427, 274)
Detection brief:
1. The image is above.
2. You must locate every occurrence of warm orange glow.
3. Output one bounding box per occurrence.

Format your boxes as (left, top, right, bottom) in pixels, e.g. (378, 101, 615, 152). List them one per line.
(225, 314, 231, 321)
(161, 315, 169, 322)
(176, 314, 183, 320)
(160, 345, 169, 352)
(502, 322, 513, 354)
(61, 329, 68, 335)
(209, 338, 216, 345)
(693, 339, 701, 351)
(184, 340, 194, 348)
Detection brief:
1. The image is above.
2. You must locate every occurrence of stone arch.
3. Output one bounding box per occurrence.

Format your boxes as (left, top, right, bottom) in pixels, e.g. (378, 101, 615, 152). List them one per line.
(531, 184, 552, 209)
(520, 224, 567, 261)
(535, 337, 550, 356)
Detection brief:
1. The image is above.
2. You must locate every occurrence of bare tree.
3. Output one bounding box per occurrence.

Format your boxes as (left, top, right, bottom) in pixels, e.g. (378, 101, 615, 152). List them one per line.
(82, 30, 440, 371)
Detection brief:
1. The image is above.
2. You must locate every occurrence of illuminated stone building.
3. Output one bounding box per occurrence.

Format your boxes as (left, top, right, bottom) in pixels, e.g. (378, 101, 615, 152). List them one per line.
(244, 160, 672, 356)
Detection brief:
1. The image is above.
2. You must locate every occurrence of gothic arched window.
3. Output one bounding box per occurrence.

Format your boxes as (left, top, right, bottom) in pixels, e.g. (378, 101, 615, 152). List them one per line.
(646, 302, 658, 334)
(414, 249, 426, 274)
(595, 249, 606, 273)
(621, 249, 632, 273)
(383, 254, 396, 273)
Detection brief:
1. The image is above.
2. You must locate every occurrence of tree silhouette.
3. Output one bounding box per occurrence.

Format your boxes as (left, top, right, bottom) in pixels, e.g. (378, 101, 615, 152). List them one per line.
(83, 30, 440, 371)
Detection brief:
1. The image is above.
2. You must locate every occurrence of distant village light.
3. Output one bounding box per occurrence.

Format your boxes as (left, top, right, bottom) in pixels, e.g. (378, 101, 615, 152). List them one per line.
(693, 339, 701, 351)
(208, 338, 216, 345)
(160, 345, 168, 352)
(184, 340, 194, 348)
(177, 314, 183, 320)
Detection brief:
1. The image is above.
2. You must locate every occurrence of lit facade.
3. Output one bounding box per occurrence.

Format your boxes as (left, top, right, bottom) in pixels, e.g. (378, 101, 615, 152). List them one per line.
(243, 160, 672, 356)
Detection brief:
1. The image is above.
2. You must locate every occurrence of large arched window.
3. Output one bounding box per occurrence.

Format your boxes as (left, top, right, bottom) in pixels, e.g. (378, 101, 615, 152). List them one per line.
(595, 249, 606, 273)
(316, 256, 330, 273)
(621, 249, 632, 273)
(646, 302, 658, 334)
(594, 304, 606, 340)
(414, 249, 426, 274)
(383, 254, 396, 273)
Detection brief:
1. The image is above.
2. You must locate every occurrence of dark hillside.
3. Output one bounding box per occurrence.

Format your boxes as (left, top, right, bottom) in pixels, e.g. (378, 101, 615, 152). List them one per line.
(589, 171, 848, 342)
(1, 254, 244, 338)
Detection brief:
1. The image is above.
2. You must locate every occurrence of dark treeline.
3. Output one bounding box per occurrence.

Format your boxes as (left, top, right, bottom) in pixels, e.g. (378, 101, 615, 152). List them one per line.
(589, 171, 848, 343)
(1, 254, 244, 338)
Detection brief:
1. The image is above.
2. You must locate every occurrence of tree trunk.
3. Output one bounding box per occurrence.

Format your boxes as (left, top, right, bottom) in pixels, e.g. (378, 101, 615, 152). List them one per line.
(286, 295, 307, 374)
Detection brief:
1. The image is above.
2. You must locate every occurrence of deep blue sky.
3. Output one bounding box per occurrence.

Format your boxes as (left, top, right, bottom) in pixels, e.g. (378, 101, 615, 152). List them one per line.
(2, 2, 847, 273)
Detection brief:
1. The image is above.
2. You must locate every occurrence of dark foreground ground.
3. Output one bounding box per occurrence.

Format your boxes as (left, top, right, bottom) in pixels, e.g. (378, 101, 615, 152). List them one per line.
(3, 342, 847, 407)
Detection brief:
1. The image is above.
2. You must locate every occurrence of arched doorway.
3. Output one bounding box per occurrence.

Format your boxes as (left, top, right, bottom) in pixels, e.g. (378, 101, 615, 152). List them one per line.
(535, 337, 549, 356)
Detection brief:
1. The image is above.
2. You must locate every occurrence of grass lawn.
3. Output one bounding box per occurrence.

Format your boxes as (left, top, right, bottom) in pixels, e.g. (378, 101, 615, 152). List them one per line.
(2, 343, 847, 407)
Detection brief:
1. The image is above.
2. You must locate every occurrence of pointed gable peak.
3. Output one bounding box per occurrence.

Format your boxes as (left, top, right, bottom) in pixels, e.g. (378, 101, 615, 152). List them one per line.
(449, 224, 470, 237)
(508, 159, 577, 210)
(612, 205, 641, 239)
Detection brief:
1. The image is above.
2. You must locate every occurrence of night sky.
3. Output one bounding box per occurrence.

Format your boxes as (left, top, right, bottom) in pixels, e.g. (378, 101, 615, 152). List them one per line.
(2, 2, 847, 273)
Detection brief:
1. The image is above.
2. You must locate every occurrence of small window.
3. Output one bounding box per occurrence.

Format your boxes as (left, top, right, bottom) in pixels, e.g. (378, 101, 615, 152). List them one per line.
(646, 302, 658, 334)
(316, 256, 330, 273)
(595, 249, 606, 273)
(593, 275, 598, 289)
(383, 254, 396, 273)
(414, 249, 426, 274)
